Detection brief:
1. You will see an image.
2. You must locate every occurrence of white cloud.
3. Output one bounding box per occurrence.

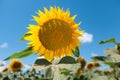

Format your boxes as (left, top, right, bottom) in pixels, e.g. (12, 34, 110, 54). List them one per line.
(37, 56, 45, 59)
(24, 64, 31, 70)
(78, 32, 93, 43)
(91, 53, 98, 57)
(0, 42, 8, 48)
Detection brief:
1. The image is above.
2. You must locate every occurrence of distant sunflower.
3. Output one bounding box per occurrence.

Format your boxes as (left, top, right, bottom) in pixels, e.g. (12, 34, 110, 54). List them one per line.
(77, 68, 84, 75)
(2, 67, 8, 72)
(94, 62, 100, 67)
(76, 57, 86, 68)
(86, 62, 94, 70)
(9, 59, 23, 72)
(25, 7, 83, 61)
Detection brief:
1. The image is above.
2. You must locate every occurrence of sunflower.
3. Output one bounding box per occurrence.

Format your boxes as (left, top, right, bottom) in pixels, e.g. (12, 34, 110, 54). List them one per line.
(76, 57, 86, 68)
(2, 67, 8, 72)
(93, 62, 100, 67)
(77, 68, 84, 75)
(86, 62, 94, 70)
(9, 59, 23, 72)
(25, 7, 83, 61)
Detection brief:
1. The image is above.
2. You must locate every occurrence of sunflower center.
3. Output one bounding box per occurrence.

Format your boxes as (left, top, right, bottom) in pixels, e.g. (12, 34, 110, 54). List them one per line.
(13, 62, 21, 69)
(39, 19, 72, 51)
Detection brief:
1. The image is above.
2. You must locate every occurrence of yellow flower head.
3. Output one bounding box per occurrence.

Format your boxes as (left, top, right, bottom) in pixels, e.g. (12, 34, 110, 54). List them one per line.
(76, 57, 86, 68)
(25, 7, 83, 61)
(9, 59, 23, 72)
(2, 67, 8, 72)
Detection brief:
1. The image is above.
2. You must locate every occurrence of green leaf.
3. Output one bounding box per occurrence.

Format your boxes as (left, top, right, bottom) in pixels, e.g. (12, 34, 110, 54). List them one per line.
(99, 38, 116, 44)
(58, 56, 76, 64)
(19, 33, 32, 41)
(72, 47, 80, 57)
(91, 56, 108, 61)
(34, 59, 51, 65)
(60, 68, 71, 76)
(4, 47, 33, 60)
(104, 62, 115, 67)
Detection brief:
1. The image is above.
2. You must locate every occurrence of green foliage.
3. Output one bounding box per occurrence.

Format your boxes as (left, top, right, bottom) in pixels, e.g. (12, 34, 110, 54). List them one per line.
(91, 56, 108, 61)
(99, 38, 116, 44)
(77, 75, 89, 80)
(58, 56, 76, 64)
(104, 62, 115, 68)
(4, 47, 33, 60)
(72, 47, 80, 57)
(60, 69, 71, 76)
(115, 62, 120, 67)
(34, 59, 51, 66)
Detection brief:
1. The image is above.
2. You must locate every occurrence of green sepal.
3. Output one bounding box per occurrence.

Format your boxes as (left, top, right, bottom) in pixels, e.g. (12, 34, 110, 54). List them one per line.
(72, 47, 80, 57)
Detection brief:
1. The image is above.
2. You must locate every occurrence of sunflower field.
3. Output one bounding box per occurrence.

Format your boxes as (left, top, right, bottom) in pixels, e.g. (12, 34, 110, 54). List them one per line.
(0, 6, 120, 80)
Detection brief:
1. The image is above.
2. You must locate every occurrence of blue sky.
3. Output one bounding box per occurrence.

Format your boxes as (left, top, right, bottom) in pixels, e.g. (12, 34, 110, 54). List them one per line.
(0, 0, 120, 66)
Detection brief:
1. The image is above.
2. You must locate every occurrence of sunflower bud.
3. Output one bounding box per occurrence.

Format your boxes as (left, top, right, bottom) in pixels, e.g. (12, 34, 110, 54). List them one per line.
(76, 57, 86, 68)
